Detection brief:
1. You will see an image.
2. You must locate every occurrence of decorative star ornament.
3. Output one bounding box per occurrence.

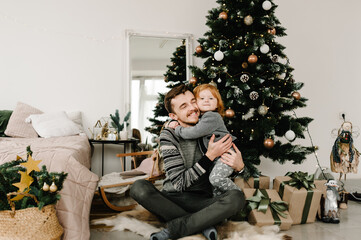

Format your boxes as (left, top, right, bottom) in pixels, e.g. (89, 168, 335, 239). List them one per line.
(20, 155, 41, 174)
(10, 189, 30, 201)
(12, 171, 34, 192)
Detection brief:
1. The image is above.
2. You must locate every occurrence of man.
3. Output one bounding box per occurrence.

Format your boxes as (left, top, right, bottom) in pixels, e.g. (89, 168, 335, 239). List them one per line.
(130, 84, 246, 240)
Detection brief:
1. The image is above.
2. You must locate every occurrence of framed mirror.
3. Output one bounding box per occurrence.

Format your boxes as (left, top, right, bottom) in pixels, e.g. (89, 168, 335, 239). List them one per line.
(125, 30, 193, 143)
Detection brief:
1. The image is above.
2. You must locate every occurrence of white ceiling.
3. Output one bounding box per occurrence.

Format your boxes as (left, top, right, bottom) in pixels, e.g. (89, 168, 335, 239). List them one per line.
(130, 36, 185, 61)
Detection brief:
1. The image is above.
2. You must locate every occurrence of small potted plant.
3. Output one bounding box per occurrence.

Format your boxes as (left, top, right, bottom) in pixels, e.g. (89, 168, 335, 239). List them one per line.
(110, 110, 131, 140)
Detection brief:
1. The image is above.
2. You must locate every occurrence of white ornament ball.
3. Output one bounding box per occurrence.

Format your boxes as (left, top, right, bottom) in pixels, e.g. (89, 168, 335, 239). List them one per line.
(42, 182, 50, 191)
(260, 44, 270, 54)
(214, 50, 224, 61)
(278, 72, 286, 79)
(217, 78, 222, 83)
(209, 81, 217, 87)
(262, 1, 272, 10)
(285, 130, 296, 141)
(50, 182, 58, 192)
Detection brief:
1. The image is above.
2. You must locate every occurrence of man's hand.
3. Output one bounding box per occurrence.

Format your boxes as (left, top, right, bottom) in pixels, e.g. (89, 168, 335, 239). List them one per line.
(205, 134, 232, 161)
(220, 143, 244, 172)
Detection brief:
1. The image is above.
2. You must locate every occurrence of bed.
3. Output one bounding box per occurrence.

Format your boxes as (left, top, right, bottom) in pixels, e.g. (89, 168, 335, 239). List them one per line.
(0, 135, 99, 240)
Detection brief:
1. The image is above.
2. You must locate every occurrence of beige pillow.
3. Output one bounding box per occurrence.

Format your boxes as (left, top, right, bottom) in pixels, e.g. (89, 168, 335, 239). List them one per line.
(5, 102, 42, 138)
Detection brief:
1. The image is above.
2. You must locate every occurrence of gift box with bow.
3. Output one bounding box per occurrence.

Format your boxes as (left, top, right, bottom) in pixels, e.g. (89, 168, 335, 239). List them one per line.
(243, 188, 293, 230)
(234, 175, 270, 190)
(273, 171, 323, 225)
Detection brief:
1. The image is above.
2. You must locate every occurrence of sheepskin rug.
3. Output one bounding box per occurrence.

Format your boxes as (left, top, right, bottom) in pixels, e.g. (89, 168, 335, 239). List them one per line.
(91, 206, 292, 240)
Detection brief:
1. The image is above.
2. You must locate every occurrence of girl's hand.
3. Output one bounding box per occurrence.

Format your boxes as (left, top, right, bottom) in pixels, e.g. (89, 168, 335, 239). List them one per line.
(168, 120, 179, 129)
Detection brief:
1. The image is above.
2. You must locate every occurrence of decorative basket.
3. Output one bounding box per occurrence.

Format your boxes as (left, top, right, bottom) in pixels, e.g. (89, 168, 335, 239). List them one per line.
(0, 192, 63, 240)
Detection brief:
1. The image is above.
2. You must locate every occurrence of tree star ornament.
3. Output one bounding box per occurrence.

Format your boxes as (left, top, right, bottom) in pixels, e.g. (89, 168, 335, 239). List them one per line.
(20, 155, 41, 174)
(12, 171, 34, 193)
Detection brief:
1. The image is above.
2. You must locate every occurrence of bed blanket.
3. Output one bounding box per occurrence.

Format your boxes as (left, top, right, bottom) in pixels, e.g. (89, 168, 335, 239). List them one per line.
(0, 135, 99, 240)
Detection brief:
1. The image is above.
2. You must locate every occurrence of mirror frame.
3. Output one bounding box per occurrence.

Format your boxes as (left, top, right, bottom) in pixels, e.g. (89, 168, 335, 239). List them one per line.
(124, 29, 193, 120)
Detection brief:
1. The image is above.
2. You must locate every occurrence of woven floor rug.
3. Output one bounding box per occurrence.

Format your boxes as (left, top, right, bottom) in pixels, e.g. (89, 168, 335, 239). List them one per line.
(91, 206, 292, 240)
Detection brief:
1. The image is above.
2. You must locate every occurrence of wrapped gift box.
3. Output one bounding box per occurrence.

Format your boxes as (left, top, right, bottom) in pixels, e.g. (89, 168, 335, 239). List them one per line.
(273, 176, 323, 225)
(243, 188, 293, 230)
(234, 176, 270, 190)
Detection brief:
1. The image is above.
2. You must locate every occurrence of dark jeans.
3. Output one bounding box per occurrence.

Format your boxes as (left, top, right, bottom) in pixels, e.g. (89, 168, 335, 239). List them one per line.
(129, 179, 246, 239)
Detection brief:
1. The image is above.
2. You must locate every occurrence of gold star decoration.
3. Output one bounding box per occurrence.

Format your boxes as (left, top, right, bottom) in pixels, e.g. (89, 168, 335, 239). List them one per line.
(12, 171, 34, 192)
(20, 155, 41, 174)
(10, 189, 30, 201)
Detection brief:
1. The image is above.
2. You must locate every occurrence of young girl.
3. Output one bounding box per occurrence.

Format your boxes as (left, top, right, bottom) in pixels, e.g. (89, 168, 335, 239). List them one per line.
(168, 84, 241, 196)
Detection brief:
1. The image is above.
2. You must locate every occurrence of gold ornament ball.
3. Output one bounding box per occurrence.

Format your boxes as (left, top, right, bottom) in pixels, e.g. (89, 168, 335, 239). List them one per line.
(195, 45, 203, 54)
(225, 108, 235, 118)
(292, 91, 301, 100)
(189, 77, 197, 85)
(257, 104, 268, 116)
(50, 182, 58, 192)
(164, 76, 168, 82)
(248, 54, 258, 64)
(244, 15, 254, 25)
(219, 11, 228, 20)
(242, 62, 248, 69)
(264, 138, 275, 149)
(42, 182, 50, 191)
(268, 28, 276, 35)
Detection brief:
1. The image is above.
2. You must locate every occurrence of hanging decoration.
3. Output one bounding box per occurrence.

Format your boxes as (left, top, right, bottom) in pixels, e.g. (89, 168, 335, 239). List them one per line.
(285, 130, 296, 141)
(217, 78, 222, 83)
(219, 11, 228, 20)
(242, 62, 249, 69)
(244, 15, 254, 25)
(292, 91, 301, 100)
(271, 54, 279, 63)
(195, 45, 203, 54)
(257, 104, 269, 116)
(240, 73, 250, 83)
(248, 54, 258, 64)
(209, 80, 217, 87)
(225, 108, 235, 118)
(249, 91, 259, 100)
(260, 44, 270, 54)
(189, 77, 197, 85)
(268, 28, 276, 35)
(214, 50, 224, 61)
(262, 1, 272, 10)
(264, 138, 275, 149)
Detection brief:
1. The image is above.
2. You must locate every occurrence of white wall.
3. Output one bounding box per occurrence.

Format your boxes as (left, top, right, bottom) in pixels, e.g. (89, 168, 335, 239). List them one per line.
(1, 0, 361, 179)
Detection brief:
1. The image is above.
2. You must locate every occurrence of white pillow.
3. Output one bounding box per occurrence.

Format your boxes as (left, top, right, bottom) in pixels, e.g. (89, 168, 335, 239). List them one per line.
(26, 111, 80, 138)
(66, 111, 85, 134)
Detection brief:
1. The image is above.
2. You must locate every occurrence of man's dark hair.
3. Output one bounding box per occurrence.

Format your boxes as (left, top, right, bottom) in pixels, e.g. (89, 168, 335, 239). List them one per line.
(164, 84, 190, 113)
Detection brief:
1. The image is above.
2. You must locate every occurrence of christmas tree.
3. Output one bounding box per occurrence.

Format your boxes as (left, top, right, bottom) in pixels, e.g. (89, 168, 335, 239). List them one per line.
(146, 41, 188, 137)
(0, 146, 67, 211)
(188, 0, 313, 177)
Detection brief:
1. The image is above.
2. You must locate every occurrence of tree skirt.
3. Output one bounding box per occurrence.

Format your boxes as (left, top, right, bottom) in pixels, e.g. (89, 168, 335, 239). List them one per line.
(91, 206, 292, 240)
